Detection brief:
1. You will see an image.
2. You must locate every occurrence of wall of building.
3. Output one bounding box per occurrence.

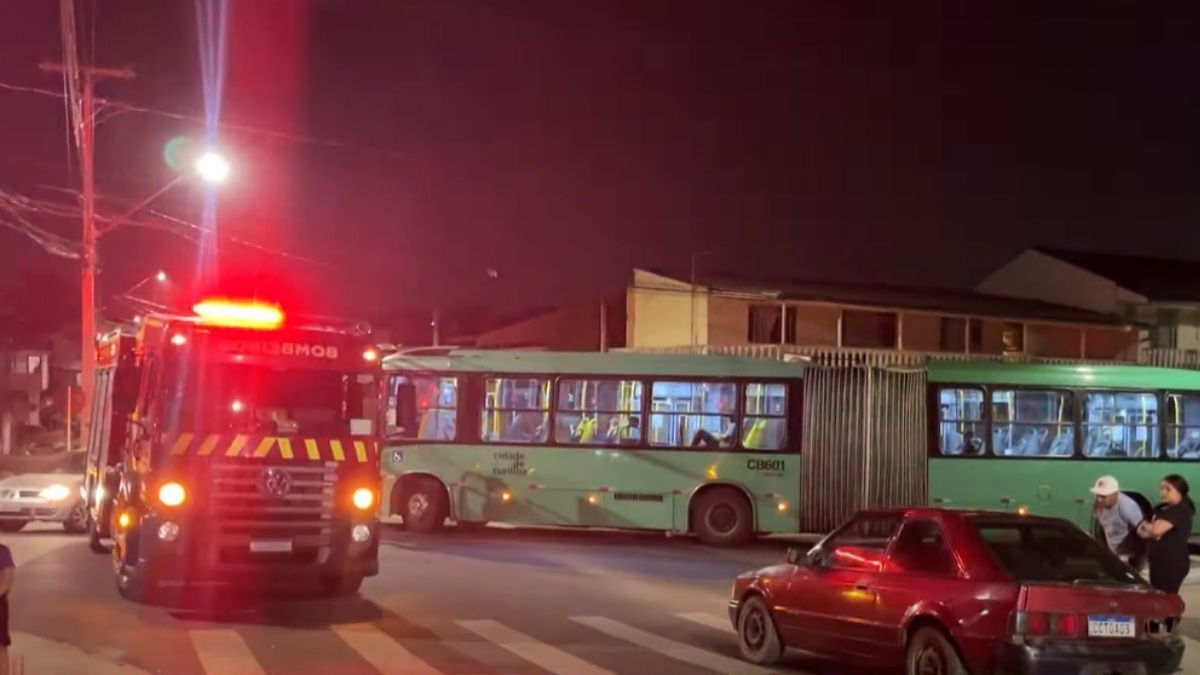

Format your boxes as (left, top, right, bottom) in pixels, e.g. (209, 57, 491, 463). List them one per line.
(978, 249, 1146, 315)
(626, 270, 701, 348)
(474, 300, 626, 351)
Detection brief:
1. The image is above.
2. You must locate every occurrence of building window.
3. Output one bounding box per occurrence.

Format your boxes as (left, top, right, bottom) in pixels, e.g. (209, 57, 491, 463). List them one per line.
(937, 387, 985, 455)
(1081, 391, 1158, 459)
(742, 383, 787, 451)
(748, 305, 796, 344)
(991, 389, 1073, 457)
(841, 310, 898, 349)
(481, 377, 551, 443)
(939, 318, 984, 353)
(555, 378, 643, 444)
(1001, 322, 1024, 353)
(648, 381, 736, 448)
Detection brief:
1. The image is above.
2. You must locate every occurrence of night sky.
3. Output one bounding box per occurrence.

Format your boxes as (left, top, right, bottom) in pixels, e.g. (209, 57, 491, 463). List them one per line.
(1, 1, 1197, 321)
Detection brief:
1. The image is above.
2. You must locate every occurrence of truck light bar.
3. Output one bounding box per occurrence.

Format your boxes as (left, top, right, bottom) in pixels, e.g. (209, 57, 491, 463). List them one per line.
(193, 298, 285, 330)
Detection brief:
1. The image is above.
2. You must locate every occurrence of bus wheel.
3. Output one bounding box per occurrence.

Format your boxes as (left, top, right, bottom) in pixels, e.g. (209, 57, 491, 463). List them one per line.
(403, 477, 448, 534)
(692, 488, 753, 547)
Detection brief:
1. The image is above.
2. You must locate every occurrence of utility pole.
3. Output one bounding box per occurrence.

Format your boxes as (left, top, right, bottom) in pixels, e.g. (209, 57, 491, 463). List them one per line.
(40, 61, 134, 453)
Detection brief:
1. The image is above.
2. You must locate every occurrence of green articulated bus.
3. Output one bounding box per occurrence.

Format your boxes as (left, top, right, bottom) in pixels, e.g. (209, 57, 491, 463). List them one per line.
(928, 360, 1200, 532)
(379, 349, 803, 546)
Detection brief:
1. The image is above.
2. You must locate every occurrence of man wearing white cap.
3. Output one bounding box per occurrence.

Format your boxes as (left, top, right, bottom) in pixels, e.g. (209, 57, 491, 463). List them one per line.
(1092, 475, 1149, 567)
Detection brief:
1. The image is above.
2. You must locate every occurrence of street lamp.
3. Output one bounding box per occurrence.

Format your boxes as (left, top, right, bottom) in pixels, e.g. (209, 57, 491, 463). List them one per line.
(155, 270, 167, 283)
(127, 269, 169, 296)
(195, 150, 230, 184)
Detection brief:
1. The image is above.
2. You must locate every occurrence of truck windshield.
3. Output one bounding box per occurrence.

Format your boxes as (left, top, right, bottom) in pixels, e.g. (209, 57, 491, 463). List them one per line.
(167, 363, 358, 436)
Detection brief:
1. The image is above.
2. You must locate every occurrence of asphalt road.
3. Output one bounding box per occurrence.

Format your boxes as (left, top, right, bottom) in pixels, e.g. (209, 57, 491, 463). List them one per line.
(7, 523, 1200, 675)
(6, 523, 836, 675)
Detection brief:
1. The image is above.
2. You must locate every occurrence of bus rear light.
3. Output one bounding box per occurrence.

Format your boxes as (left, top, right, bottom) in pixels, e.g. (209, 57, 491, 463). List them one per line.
(501, 491, 512, 502)
(352, 487, 375, 510)
(158, 482, 187, 507)
(170, 334, 187, 346)
(193, 298, 284, 330)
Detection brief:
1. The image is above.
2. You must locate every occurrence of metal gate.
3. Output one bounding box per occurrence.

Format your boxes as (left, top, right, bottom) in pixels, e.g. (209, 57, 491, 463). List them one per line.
(799, 365, 928, 532)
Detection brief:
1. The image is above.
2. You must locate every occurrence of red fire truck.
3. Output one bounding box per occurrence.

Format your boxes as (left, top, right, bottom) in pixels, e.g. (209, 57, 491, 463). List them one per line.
(88, 297, 382, 603)
(84, 328, 139, 551)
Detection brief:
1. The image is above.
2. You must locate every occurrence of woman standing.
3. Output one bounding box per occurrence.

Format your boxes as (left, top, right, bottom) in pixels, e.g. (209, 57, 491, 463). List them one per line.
(1137, 474, 1195, 594)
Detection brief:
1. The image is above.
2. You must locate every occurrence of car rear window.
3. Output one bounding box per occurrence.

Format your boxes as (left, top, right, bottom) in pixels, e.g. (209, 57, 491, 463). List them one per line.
(971, 519, 1142, 586)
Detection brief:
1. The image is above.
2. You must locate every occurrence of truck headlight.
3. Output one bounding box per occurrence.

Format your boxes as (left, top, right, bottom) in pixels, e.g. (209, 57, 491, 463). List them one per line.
(39, 484, 71, 501)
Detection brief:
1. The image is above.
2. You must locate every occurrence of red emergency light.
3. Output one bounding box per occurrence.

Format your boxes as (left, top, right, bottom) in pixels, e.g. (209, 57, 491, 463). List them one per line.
(193, 298, 285, 330)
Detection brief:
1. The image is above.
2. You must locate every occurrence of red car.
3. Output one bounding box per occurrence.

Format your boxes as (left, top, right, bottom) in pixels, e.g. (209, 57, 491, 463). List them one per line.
(729, 508, 1185, 675)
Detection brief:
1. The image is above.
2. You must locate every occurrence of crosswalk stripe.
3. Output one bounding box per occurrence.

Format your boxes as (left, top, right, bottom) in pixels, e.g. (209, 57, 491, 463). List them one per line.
(676, 612, 735, 635)
(332, 623, 447, 675)
(457, 619, 619, 675)
(571, 616, 777, 675)
(190, 629, 267, 675)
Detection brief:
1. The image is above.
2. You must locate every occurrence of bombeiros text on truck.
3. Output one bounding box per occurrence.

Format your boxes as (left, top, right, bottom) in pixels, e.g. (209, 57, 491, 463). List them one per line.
(83, 296, 383, 603)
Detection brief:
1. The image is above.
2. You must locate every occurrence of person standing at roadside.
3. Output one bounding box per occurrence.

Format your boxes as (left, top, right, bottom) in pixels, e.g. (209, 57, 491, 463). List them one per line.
(1137, 474, 1195, 594)
(1091, 475, 1149, 568)
(0, 541, 14, 675)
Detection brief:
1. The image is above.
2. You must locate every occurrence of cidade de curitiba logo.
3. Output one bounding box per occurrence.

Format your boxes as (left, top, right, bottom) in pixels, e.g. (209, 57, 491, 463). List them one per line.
(221, 340, 340, 359)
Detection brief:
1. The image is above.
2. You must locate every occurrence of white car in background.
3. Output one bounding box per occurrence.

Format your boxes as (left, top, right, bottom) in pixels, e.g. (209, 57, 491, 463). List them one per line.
(0, 452, 88, 533)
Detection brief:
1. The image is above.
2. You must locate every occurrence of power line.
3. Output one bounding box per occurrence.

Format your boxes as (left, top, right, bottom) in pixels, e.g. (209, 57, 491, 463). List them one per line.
(0, 79, 408, 159)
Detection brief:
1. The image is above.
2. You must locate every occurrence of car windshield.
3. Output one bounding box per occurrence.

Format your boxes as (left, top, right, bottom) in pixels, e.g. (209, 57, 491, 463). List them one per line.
(971, 518, 1142, 586)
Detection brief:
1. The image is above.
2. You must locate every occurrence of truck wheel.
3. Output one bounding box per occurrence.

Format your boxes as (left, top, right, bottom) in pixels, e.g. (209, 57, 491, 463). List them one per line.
(0, 521, 27, 533)
(402, 478, 448, 534)
(64, 502, 89, 534)
(692, 488, 754, 547)
(89, 527, 112, 554)
(322, 574, 365, 597)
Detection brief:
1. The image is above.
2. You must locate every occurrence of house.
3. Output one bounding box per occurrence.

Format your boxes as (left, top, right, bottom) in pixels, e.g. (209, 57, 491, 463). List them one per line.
(978, 248, 1200, 367)
(470, 268, 1139, 365)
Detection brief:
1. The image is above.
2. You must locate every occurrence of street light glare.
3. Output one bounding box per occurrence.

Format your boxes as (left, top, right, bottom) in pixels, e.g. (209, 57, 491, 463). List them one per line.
(155, 270, 167, 283)
(195, 150, 230, 183)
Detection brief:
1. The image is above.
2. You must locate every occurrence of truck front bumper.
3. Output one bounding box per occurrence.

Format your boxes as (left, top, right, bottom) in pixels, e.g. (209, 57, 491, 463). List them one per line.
(131, 513, 380, 590)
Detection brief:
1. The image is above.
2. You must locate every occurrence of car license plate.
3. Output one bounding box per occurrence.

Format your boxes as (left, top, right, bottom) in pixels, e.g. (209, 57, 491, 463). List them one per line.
(1087, 615, 1136, 638)
(250, 540, 292, 553)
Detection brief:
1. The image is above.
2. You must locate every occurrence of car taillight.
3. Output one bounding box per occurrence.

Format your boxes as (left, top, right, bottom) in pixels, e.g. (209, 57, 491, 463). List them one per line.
(1013, 611, 1078, 637)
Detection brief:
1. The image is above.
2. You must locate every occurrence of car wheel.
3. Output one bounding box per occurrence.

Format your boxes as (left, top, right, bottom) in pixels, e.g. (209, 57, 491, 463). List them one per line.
(693, 487, 754, 547)
(906, 626, 967, 675)
(0, 520, 28, 533)
(64, 502, 89, 534)
(403, 477, 448, 534)
(736, 595, 783, 665)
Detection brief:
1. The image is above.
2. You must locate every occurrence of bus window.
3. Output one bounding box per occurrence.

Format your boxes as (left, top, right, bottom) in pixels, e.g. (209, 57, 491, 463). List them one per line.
(742, 383, 787, 451)
(937, 387, 985, 455)
(555, 379, 643, 445)
(648, 381, 736, 449)
(991, 389, 1074, 457)
(1165, 393, 1200, 459)
(481, 377, 550, 444)
(386, 375, 457, 441)
(1082, 391, 1158, 459)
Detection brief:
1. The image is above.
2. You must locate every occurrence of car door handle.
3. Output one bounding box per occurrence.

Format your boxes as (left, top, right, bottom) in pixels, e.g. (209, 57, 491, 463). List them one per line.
(853, 582, 874, 591)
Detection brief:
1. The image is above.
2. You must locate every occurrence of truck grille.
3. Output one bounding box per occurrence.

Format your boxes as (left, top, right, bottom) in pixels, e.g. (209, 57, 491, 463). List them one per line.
(209, 462, 337, 541)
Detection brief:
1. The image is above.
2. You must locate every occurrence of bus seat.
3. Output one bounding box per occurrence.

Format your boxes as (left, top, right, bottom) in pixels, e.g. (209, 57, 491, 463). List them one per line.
(576, 415, 598, 443)
(743, 419, 767, 448)
(1050, 429, 1073, 455)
